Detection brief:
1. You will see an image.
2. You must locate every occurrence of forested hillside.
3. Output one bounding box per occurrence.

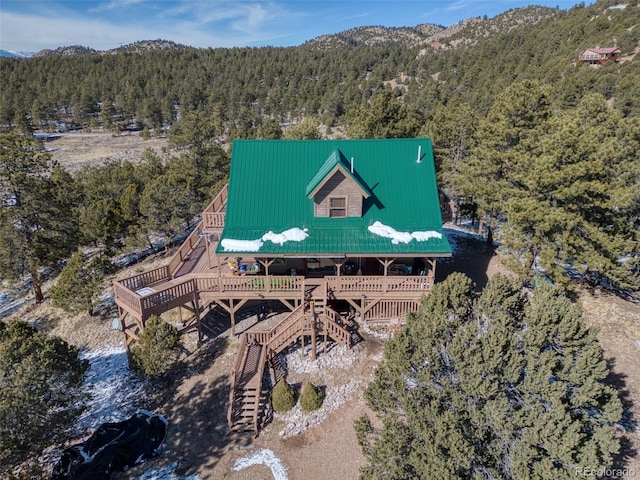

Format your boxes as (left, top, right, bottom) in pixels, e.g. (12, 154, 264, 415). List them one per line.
(1, 0, 639, 132)
(0, 0, 638, 296)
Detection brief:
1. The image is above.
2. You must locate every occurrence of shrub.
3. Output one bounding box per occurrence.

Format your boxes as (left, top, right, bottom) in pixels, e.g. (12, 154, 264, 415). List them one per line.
(131, 316, 182, 377)
(299, 382, 324, 411)
(270, 378, 296, 412)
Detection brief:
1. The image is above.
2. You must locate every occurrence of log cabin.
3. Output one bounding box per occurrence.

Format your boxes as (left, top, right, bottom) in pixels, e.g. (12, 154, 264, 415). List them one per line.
(114, 137, 452, 434)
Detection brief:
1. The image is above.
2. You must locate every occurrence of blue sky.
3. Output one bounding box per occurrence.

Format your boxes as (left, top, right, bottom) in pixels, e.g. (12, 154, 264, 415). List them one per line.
(1, 0, 593, 53)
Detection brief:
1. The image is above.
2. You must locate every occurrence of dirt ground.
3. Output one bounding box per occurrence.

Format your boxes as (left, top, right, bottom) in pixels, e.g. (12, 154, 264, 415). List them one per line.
(45, 131, 167, 172)
(108, 231, 637, 480)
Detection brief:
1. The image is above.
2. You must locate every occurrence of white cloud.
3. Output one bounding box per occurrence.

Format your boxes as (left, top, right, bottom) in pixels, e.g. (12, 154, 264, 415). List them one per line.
(92, 0, 150, 12)
(0, 11, 156, 51)
(0, 0, 305, 51)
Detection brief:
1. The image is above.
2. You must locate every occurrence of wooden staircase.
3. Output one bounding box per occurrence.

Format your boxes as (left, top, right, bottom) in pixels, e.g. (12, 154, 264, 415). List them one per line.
(227, 280, 353, 436)
(227, 336, 267, 434)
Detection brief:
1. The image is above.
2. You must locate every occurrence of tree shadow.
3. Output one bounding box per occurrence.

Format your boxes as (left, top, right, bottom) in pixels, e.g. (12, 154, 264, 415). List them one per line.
(436, 227, 495, 291)
(127, 334, 253, 475)
(200, 305, 231, 340)
(603, 358, 638, 472)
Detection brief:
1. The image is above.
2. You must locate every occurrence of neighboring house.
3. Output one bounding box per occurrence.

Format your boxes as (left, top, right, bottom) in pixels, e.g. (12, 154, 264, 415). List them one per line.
(114, 138, 452, 435)
(578, 47, 622, 65)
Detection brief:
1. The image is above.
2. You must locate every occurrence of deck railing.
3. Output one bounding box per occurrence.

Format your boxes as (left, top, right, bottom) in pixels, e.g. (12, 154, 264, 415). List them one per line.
(196, 275, 303, 294)
(118, 266, 171, 291)
(228, 333, 248, 427)
(138, 278, 197, 313)
(265, 314, 313, 355)
(327, 275, 433, 294)
(167, 223, 203, 276)
(203, 212, 225, 230)
(246, 305, 305, 348)
(202, 184, 228, 231)
(324, 307, 351, 346)
(252, 347, 267, 435)
(114, 281, 142, 315)
(363, 300, 419, 323)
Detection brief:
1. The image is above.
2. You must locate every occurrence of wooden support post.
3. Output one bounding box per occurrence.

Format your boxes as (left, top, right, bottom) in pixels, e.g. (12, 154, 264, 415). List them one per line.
(310, 302, 316, 360)
(193, 295, 202, 347)
(205, 233, 211, 269)
(324, 314, 328, 354)
(229, 299, 236, 336)
(178, 306, 183, 325)
(118, 307, 134, 367)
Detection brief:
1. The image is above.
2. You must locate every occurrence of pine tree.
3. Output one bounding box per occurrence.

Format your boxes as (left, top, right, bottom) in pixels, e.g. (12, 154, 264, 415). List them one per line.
(282, 117, 322, 140)
(347, 88, 421, 139)
(359, 273, 622, 479)
(49, 250, 104, 315)
(0, 133, 79, 302)
(0, 320, 89, 466)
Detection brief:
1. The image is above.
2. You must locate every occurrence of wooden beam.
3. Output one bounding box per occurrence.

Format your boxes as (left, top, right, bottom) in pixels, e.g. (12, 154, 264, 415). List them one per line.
(344, 298, 362, 317)
(280, 298, 296, 312)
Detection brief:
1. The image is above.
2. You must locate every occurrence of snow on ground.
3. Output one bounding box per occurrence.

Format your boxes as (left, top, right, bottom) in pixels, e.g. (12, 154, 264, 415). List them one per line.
(277, 380, 360, 438)
(71, 346, 203, 479)
(0, 287, 33, 319)
(285, 342, 359, 375)
(233, 449, 288, 480)
(137, 461, 202, 480)
(73, 345, 147, 434)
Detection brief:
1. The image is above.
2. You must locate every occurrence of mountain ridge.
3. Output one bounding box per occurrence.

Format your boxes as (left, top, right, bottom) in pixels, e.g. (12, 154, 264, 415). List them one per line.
(11, 5, 563, 58)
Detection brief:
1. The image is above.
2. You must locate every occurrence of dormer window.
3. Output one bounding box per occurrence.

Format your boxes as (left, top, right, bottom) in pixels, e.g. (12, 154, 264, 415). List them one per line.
(306, 148, 371, 219)
(329, 197, 347, 218)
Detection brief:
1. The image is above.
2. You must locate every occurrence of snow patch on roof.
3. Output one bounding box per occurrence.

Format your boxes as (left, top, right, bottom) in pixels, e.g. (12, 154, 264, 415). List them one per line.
(368, 221, 442, 245)
(262, 227, 308, 245)
(221, 238, 264, 252)
(232, 449, 288, 480)
(221, 228, 308, 252)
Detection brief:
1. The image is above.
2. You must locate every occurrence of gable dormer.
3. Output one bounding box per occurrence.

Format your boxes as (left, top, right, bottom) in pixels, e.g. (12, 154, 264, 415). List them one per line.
(306, 148, 371, 218)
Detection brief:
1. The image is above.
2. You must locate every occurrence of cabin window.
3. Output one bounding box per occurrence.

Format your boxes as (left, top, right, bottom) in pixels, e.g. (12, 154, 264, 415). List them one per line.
(329, 197, 347, 218)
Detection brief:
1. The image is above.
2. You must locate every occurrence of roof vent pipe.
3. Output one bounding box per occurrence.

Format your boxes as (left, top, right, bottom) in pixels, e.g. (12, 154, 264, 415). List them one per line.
(351, 157, 354, 173)
(417, 145, 422, 163)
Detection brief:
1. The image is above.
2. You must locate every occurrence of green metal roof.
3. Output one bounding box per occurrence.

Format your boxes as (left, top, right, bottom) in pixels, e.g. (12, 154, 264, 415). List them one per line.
(216, 138, 451, 257)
